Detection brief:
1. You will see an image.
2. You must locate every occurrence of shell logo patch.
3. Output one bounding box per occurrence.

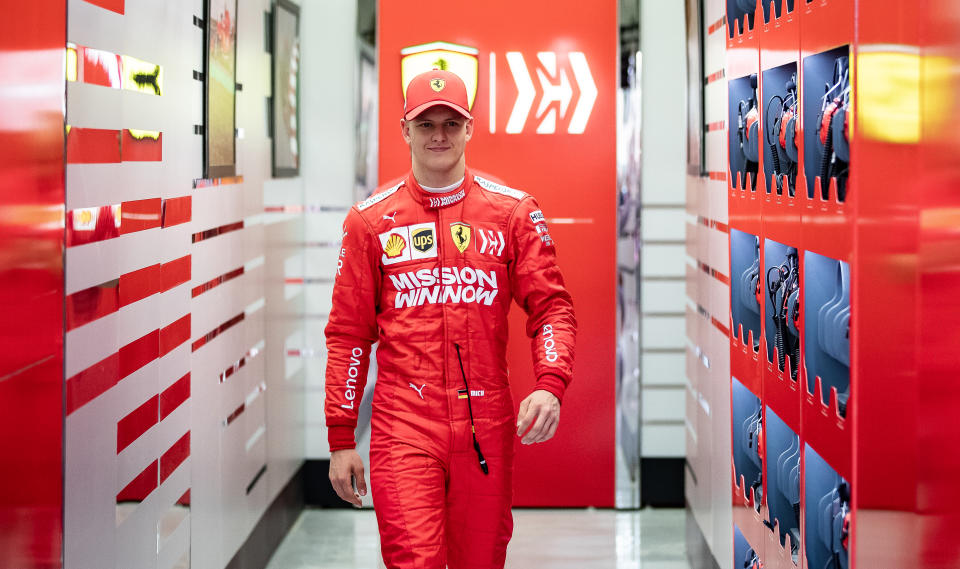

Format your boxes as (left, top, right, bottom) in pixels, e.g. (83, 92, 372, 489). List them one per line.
(383, 233, 407, 258)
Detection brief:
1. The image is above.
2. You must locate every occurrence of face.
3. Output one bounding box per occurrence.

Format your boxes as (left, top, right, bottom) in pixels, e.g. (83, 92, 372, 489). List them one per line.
(401, 106, 473, 185)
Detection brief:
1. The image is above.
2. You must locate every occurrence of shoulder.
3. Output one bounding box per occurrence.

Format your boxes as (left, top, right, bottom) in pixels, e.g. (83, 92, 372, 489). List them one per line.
(355, 180, 405, 213)
(473, 174, 527, 201)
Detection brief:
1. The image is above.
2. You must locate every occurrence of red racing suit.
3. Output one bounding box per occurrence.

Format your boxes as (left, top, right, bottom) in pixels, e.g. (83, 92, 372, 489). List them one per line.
(324, 168, 576, 569)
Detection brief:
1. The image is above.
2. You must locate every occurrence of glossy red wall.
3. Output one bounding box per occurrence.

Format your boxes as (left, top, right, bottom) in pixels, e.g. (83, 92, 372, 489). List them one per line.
(379, 0, 617, 506)
(0, 1, 66, 567)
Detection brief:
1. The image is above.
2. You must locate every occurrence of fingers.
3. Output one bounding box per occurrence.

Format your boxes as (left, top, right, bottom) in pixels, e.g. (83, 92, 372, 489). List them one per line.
(521, 408, 549, 444)
(354, 467, 368, 498)
(516, 398, 532, 437)
(518, 393, 560, 444)
(329, 452, 366, 507)
(521, 407, 558, 444)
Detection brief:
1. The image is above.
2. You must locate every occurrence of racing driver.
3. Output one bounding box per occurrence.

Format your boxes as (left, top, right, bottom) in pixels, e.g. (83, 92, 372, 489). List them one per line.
(324, 68, 577, 569)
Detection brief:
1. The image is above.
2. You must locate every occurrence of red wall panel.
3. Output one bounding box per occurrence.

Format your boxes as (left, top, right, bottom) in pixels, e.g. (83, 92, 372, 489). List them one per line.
(379, 0, 617, 507)
(0, 1, 66, 567)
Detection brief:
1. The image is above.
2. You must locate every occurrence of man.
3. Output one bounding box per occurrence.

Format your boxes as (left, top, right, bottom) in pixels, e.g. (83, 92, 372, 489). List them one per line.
(324, 68, 576, 569)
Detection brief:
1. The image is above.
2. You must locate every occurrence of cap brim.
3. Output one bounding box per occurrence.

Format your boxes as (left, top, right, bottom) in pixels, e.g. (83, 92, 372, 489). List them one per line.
(404, 100, 472, 121)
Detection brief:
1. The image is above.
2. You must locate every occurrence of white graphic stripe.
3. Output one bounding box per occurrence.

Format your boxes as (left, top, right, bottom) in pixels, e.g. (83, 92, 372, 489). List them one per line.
(489, 52, 497, 134)
(568, 52, 597, 134)
(506, 52, 535, 134)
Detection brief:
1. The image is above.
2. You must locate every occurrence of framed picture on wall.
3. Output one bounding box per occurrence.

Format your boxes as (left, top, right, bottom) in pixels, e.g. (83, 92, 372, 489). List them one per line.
(205, 0, 238, 178)
(354, 42, 378, 201)
(685, 0, 707, 177)
(271, 0, 300, 177)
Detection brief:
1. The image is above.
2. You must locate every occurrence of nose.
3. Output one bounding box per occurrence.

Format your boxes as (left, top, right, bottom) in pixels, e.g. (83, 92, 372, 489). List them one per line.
(430, 125, 447, 143)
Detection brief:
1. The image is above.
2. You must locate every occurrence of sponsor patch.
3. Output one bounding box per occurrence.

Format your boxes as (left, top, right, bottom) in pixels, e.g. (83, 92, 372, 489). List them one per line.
(475, 175, 525, 200)
(409, 223, 437, 259)
(379, 223, 438, 265)
(534, 222, 554, 246)
(427, 188, 465, 209)
(357, 183, 401, 211)
(450, 222, 471, 253)
(542, 324, 559, 362)
(529, 210, 545, 224)
(476, 227, 505, 256)
(389, 266, 499, 309)
(379, 226, 411, 265)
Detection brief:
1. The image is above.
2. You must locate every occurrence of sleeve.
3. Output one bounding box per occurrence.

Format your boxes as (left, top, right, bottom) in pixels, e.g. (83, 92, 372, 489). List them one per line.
(508, 196, 577, 402)
(324, 208, 380, 451)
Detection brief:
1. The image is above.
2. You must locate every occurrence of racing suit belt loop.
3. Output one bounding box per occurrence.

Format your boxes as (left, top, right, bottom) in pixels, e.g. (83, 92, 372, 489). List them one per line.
(453, 343, 489, 475)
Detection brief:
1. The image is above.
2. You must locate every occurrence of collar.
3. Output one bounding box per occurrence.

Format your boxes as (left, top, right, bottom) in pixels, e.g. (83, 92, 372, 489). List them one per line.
(406, 169, 473, 209)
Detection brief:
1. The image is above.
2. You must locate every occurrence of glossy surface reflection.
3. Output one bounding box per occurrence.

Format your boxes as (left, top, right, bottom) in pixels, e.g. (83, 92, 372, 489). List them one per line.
(0, 1, 66, 567)
(266, 509, 694, 569)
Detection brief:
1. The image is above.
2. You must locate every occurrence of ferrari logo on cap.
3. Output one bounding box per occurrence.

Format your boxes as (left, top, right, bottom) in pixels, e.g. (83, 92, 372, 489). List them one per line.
(450, 222, 471, 253)
(431, 78, 445, 92)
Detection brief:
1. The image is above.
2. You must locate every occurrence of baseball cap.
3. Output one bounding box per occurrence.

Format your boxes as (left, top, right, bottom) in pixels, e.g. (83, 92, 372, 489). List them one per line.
(403, 69, 472, 120)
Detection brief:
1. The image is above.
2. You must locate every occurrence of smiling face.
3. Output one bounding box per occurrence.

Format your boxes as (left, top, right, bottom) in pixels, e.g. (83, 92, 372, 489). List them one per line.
(401, 105, 474, 188)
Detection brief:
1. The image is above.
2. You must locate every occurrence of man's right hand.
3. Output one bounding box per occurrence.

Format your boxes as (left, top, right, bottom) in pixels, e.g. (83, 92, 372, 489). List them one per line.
(329, 449, 367, 507)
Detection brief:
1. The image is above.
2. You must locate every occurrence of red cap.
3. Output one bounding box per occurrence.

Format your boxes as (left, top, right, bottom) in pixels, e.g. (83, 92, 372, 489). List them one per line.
(403, 69, 472, 120)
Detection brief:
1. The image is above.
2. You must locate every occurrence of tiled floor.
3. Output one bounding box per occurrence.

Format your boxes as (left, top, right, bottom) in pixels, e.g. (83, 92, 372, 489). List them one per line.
(265, 508, 693, 569)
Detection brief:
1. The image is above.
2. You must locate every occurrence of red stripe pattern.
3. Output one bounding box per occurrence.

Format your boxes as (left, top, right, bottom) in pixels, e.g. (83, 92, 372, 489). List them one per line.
(160, 432, 190, 483)
(120, 130, 163, 161)
(705, 69, 725, 85)
(162, 255, 192, 292)
(160, 374, 190, 420)
(118, 263, 161, 307)
(67, 353, 120, 414)
(117, 461, 157, 502)
(67, 127, 121, 163)
(192, 221, 244, 244)
(162, 196, 191, 227)
(117, 395, 158, 453)
(82, 0, 124, 15)
(708, 16, 726, 35)
(708, 171, 727, 181)
(159, 315, 191, 357)
(192, 266, 244, 298)
(67, 128, 163, 164)
(192, 313, 245, 351)
(66, 279, 119, 330)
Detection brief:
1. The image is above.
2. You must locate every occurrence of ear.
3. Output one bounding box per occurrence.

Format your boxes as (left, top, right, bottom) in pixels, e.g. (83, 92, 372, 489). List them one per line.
(400, 119, 412, 144)
(464, 117, 474, 142)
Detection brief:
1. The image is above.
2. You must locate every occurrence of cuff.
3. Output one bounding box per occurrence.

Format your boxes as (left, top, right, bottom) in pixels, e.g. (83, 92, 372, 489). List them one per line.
(534, 373, 567, 404)
(327, 425, 357, 452)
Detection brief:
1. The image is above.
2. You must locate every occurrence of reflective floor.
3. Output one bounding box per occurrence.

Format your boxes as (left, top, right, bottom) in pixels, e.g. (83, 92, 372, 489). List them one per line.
(265, 508, 693, 569)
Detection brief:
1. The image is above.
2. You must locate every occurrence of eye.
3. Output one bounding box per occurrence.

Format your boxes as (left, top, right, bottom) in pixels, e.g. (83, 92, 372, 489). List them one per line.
(418, 122, 432, 129)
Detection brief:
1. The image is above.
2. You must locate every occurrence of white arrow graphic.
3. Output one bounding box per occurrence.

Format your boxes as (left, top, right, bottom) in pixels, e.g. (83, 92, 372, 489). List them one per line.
(479, 229, 491, 254)
(495, 231, 505, 255)
(534, 52, 573, 134)
(505, 52, 535, 134)
(567, 52, 596, 134)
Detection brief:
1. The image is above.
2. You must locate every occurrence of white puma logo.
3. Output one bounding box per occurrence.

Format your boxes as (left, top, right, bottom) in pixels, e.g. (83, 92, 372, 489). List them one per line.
(409, 383, 426, 400)
(383, 211, 398, 223)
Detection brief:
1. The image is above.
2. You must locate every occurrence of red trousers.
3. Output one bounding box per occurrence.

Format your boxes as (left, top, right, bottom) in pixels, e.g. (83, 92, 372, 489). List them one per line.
(370, 383, 515, 569)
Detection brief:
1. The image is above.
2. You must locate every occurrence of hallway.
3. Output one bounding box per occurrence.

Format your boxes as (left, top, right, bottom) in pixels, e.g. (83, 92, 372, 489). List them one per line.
(266, 509, 693, 569)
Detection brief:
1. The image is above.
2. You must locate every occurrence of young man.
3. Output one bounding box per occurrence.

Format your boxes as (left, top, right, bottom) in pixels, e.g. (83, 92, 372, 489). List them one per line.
(324, 69, 576, 569)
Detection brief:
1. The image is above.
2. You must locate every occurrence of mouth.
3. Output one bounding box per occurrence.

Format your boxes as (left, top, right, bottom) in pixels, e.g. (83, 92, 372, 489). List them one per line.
(427, 146, 450, 152)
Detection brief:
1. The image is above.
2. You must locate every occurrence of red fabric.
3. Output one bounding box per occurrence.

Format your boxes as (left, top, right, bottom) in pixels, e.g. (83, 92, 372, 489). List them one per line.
(324, 169, 576, 567)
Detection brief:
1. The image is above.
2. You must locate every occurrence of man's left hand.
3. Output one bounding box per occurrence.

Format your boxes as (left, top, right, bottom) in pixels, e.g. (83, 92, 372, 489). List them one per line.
(516, 390, 561, 445)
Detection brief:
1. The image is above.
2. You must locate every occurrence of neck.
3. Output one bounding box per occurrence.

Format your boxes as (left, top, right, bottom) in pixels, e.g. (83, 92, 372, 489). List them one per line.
(411, 159, 466, 188)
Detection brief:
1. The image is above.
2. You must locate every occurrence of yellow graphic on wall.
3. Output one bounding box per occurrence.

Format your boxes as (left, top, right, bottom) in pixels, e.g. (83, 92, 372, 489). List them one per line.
(401, 41, 478, 110)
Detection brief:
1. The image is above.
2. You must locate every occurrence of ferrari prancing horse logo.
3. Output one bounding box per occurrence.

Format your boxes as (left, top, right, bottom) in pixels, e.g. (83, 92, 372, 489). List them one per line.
(450, 222, 471, 253)
(431, 78, 445, 92)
